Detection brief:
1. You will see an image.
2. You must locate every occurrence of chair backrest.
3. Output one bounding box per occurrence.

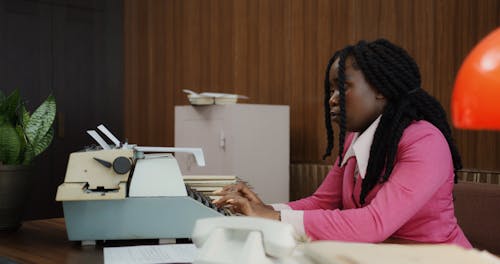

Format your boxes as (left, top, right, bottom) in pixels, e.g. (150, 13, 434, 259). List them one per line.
(454, 169, 500, 255)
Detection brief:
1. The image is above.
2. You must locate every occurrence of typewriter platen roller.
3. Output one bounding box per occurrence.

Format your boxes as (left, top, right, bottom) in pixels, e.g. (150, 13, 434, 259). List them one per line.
(55, 125, 230, 244)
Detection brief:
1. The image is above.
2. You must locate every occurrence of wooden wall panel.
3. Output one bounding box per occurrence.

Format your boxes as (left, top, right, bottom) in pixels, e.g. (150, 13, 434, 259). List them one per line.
(124, 0, 500, 170)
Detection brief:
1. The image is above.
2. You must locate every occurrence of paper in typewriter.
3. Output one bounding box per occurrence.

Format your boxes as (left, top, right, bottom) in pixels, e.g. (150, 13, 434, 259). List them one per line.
(183, 175, 249, 201)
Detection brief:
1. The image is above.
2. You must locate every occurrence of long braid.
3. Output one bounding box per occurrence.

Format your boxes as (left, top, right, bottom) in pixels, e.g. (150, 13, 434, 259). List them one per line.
(322, 53, 338, 160)
(323, 39, 462, 204)
(336, 50, 350, 166)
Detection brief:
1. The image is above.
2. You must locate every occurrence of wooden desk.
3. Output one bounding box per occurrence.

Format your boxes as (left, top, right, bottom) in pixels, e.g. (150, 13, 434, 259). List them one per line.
(0, 218, 102, 264)
(4, 218, 496, 263)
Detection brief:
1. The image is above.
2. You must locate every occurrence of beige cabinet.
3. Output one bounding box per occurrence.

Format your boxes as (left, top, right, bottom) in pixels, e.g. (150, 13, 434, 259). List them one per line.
(175, 104, 290, 203)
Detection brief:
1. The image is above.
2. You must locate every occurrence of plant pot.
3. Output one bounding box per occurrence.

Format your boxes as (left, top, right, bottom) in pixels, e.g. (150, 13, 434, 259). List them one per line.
(0, 164, 33, 231)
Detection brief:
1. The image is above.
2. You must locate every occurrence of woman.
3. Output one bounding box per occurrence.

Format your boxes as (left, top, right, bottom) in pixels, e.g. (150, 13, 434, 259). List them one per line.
(213, 39, 471, 248)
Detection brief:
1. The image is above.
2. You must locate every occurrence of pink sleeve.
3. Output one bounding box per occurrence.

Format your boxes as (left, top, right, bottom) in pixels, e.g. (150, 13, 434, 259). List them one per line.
(286, 133, 355, 211)
(303, 125, 452, 242)
(286, 156, 344, 210)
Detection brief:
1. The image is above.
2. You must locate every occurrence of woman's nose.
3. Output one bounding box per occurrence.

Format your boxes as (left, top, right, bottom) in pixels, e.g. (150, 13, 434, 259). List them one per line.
(329, 90, 339, 107)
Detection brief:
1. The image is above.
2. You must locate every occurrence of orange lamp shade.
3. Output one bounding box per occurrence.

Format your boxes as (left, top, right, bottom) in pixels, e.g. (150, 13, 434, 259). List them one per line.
(452, 27, 500, 130)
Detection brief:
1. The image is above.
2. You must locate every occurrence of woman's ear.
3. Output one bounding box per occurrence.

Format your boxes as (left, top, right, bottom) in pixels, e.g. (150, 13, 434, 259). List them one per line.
(375, 92, 385, 100)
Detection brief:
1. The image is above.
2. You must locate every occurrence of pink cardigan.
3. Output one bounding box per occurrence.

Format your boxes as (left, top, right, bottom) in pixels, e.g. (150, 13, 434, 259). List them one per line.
(287, 121, 472, 248)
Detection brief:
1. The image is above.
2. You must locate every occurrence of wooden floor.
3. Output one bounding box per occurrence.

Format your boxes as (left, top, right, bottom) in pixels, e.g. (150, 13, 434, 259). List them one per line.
(0, 218, 102, 264)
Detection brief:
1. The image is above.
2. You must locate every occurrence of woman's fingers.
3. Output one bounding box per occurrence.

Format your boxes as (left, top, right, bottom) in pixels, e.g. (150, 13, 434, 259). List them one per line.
(224, 182, 245, 192)
(218, 182, 246, 193)
(213, 193, 252, 215)
(212, 184, 238, 195)
(212, 182, 263, 205)
(225, 196, 251, 214)
(212, 192, 243, 207)
(212, 193, 279, 219)
(239, 187, 263, 205)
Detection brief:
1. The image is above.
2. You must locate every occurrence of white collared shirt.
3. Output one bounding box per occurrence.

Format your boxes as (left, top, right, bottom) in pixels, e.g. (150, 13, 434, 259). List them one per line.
(340, 115, 381, 179)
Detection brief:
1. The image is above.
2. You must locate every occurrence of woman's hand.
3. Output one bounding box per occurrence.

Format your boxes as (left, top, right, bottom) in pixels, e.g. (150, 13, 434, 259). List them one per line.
(213, 182, 265, 206)
(213, 192, 280, 220)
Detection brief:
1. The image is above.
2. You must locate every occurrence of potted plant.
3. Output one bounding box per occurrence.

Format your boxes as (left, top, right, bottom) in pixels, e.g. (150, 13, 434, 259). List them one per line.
(0, 89, 56, 231)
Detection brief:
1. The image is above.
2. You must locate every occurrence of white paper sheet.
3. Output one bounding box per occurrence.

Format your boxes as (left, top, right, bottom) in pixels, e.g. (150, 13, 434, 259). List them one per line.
(104, 244, 198, 264)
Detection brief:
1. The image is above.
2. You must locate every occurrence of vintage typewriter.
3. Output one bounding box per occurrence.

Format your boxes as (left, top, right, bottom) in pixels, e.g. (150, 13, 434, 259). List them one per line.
(55, 125, 230, 244)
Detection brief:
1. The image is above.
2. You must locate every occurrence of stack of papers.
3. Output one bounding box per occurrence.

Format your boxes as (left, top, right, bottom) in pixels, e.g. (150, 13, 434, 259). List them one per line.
(183, 175, 242, 200)
(182, 89, 248, 105)
(104, 244, 197, 264)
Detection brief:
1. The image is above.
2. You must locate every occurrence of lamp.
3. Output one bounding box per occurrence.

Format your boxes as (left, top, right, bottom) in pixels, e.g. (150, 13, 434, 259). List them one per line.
(451, 27, 500, 130)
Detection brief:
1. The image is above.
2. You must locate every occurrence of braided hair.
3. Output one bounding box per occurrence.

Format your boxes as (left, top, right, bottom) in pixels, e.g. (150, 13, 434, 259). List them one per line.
(322, 39, 462, 205)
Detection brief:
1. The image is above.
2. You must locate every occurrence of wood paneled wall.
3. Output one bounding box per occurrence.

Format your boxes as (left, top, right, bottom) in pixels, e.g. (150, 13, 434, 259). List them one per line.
(124, 0, 500, 169)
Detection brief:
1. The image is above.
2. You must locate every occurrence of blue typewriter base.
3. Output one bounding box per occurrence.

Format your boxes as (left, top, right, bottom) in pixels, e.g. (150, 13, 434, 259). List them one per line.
(62, 196, 222, 241)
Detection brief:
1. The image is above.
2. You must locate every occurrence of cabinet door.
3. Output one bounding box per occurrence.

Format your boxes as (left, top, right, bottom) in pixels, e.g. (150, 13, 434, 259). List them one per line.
(175, 119, 234, 175)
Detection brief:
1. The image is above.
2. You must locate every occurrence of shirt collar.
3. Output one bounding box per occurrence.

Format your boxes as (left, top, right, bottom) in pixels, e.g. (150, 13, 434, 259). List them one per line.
(340, 116, 381, 179)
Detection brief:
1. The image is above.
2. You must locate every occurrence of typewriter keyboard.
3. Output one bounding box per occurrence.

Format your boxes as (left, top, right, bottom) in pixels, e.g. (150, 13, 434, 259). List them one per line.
(186, 185, 232, 216)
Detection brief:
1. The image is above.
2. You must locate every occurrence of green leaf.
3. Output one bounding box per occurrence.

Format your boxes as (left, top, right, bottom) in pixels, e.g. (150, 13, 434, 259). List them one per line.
(0, 114, 6, 126)
(15, 124, 27, 157)
(0, 89, 21, 123)
(19, 105, 30, 128)
(23, 142, 35, 165)
(0, 123, 22, 164)
(31, 127, 54, 157)
(25, 95, 56, 149)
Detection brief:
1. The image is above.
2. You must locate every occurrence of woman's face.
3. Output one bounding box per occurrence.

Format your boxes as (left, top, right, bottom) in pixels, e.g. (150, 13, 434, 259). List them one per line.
(329, 56, 387, 132)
